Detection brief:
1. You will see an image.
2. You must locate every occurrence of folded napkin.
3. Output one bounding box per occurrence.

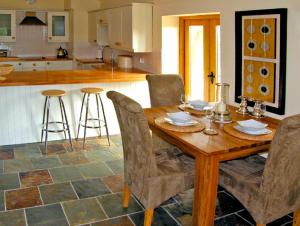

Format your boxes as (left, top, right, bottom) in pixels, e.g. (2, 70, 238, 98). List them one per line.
(166, 112, 191, 123)
(237, 119, 267, 131)
(234, 125, 272, 135)
(188, 100, 208, 110)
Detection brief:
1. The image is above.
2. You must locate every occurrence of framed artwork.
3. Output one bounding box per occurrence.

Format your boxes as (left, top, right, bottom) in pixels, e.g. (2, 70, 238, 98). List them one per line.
(235, 8, 287, 115)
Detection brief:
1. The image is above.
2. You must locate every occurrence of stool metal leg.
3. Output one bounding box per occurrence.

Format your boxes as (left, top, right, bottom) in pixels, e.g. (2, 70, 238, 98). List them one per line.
(59, 98, 67, 139)
(76, 93, 86, 140)
(44, 97, 51, 152)
(97, 93, 110, 146)
(95, 93, 102, 137)
(83, 94, 90, 148)
(59, 97, 73, 150)
(41, 96, 48, 143)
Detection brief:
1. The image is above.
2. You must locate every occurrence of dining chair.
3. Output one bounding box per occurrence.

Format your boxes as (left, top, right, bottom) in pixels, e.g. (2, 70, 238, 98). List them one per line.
(146, 74, 185, 150)
(219, 114, 300, 226)
(107, 91, 195, 226)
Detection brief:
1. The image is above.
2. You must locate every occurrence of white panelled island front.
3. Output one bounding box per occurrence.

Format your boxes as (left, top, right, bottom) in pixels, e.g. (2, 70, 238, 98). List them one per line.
(0, 67, 150, 145)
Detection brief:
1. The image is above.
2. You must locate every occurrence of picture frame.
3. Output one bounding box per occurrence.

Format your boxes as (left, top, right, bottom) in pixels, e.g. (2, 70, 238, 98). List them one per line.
(235, 8, 288, 115)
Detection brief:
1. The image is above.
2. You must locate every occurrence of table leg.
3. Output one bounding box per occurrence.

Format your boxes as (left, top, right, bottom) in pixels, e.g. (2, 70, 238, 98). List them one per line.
(193, 155, 219, 226)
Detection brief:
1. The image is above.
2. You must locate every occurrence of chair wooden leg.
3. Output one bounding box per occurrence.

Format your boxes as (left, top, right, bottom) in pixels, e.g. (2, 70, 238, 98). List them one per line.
(144, 208, 154, 226)
(256, 224, 266, 226)
(293, 210, 300, 226)
(123, 185, 130, 208)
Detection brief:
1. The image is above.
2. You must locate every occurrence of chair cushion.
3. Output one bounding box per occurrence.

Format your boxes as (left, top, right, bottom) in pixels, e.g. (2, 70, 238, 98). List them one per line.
(219, 155, 266, 221)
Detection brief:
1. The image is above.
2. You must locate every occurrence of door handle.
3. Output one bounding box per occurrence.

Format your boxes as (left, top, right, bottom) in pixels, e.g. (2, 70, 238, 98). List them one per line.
(208, 72, 215, 84)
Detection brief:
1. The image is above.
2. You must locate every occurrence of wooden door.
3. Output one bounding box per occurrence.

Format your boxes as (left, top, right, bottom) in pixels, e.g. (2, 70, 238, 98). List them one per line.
(180, 15, 220, 102)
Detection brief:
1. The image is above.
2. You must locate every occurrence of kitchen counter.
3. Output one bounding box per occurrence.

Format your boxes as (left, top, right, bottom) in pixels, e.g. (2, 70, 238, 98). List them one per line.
(0, 56, 73, 62)
(76, 58, 104, 64)
(0, 67, 148, 87)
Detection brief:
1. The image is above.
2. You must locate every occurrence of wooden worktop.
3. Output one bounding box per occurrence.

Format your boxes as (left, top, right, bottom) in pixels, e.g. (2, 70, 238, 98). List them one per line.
(0, 67, 148, 87)
(0, 57, 72, 62)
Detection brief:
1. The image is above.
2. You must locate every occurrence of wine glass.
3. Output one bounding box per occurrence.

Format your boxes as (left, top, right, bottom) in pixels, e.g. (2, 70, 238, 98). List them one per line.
(204, 106, 218, 135)
(260, 103, 266, 116)
(180, 94, 189, 109)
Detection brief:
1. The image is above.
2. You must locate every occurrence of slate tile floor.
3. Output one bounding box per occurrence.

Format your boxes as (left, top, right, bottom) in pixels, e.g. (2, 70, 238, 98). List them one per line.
(0, 136, 294, 226)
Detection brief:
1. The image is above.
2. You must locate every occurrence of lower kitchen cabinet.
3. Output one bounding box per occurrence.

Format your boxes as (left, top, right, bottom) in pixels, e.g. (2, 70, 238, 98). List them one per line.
(2, 60, 73, 71)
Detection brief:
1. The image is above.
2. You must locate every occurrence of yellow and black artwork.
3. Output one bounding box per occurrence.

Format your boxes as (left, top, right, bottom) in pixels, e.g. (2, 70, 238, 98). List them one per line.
(235, 9, 287, 115)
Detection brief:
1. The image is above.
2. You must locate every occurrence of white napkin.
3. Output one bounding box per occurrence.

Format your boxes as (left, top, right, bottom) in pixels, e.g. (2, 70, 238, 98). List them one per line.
(237, 119, 267, 131)
(166, 112, 191, 123)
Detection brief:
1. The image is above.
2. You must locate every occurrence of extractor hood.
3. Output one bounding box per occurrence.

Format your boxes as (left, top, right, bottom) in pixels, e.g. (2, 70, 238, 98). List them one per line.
(19, 12, 46, 25)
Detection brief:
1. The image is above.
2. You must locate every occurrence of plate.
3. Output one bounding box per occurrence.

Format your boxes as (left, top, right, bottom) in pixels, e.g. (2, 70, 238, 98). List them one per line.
(234, 125, 272, 135)
(164, 117, 198, 127)
(166, 112, 192, 123)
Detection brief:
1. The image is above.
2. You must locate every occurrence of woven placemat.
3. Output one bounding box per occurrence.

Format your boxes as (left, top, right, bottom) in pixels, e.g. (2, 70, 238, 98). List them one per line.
(224, 123, 275, 141)
(178, 105, 206, 116)
(0, 76, 7, 81)
(154, 117, 205, 133)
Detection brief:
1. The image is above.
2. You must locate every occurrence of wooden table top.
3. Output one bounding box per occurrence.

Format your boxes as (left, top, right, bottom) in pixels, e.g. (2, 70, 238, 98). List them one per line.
(0, 68, 147, 87)
(144, 105, 280, 157)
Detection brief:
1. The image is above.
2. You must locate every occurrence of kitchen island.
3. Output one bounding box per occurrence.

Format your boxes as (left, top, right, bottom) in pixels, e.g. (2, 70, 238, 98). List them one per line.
(0, 67, 150, 145)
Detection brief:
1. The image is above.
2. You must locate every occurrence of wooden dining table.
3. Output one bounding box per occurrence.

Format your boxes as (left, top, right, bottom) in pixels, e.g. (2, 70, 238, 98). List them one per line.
(143, 105, 280, 226)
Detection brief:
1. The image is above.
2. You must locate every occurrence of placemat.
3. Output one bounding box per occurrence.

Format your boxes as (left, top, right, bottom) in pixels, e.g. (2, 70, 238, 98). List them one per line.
(178, 104, 206, 116)
(224, 123, 275, 141)
(154, 117, 205, 133)
(0, 76, 7, 81)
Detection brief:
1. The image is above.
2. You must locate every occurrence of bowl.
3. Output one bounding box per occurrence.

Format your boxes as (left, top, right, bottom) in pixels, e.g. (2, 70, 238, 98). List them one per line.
(166, 112, 192, 123)
(237, 119, 268, 131)
(0, 64, 14, 76)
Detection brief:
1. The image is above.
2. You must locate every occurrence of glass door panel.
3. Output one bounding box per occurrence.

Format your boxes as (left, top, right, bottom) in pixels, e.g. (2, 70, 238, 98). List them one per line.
(189, 25, 204, 100)
(0, 14, 11, 36)
(52, 16, 65, 36)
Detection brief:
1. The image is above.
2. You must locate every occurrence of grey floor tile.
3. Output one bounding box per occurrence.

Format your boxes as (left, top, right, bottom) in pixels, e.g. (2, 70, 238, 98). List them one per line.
(215, 214, 252, 226)
(92, 216, 134, 226)
(26, 203, 69, 226)
(31, 156, 61, 169)
(14, 147, 42, 159)
(0, 173, 20, 191)
(106, 159, 124, 174)
(0, 209, 26, 226)
(49, 166, 84, 183)
(97, 193, 143, 218)
(72, 178, 110, 199)
(39, 182, 78, 204)
(85, 149, 119, 163)
(78, 162, 113, 178)
(63, 198, 107, 225)
(0, 191, 4, 211)
(130, 207, 180, 226)
(4, 159, 33, 173)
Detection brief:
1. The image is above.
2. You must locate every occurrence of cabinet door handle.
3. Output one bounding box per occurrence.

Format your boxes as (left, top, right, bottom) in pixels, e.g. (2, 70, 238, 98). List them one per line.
(12, 37, 16, 39)
(94, 40, 97, 43)
(47, 62, 50, 65)
(33, 69, 36, 71)
(49, 37, 52, 40)
(33, 63, 36, 66)
(115, 42, 121, 46)
(18, 63, 22, 66)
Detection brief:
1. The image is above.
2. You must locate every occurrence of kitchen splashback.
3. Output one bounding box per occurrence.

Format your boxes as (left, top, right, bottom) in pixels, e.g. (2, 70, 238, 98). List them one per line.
(2, 11, 71, 57)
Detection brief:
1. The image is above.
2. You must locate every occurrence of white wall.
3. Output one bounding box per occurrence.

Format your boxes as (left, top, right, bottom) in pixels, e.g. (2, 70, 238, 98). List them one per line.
(152, 0, 300, 119)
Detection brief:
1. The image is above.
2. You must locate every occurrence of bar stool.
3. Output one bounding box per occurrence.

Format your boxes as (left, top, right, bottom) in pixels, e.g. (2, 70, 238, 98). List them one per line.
(76, 87, 110, 147)
(41, 89, 73, 152)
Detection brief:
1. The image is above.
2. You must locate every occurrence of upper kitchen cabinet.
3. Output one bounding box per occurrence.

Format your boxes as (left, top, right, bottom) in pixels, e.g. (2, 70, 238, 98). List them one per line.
(47, 11, 70, 42)
(0, 10, 16, 42)
(107, 3, 153, 52)
(88, 10, 109, 45)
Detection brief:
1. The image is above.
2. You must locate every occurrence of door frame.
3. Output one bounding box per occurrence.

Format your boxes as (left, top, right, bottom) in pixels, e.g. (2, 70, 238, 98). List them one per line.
(179, 14, 220, 101)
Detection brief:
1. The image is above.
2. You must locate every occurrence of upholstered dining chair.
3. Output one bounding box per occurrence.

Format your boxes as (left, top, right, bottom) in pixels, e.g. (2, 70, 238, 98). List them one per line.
(146, 74, 185, 150)
(107, 91, 194, 226)
(219, 114, 300, 226)
(146, 74, 185, 107)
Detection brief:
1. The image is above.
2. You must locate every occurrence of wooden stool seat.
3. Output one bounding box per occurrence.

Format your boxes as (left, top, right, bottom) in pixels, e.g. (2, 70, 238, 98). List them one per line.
(42, 90, 66, 97)
(81, 87, 103, 94)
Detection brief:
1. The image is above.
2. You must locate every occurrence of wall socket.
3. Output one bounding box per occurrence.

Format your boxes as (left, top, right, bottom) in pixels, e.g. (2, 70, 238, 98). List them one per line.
(139, 58, 145, 64)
